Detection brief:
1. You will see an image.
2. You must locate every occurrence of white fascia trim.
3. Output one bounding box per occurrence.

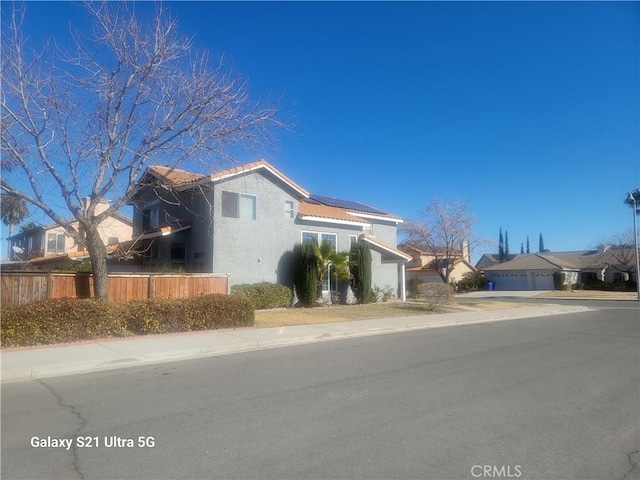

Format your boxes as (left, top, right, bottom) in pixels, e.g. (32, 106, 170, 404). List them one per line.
(299, 216, 369, 227)
(362, 237, 412, 262)
(347, 211, 404, 224)
(210, 165, 310, 198)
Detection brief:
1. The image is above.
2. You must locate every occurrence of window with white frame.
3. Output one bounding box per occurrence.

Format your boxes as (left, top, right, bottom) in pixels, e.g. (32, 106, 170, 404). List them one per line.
(349, 235, 358, 247)
(47, 233, 66, 254)
(222, 191, 256, 220)
(285, 200, 295, 219)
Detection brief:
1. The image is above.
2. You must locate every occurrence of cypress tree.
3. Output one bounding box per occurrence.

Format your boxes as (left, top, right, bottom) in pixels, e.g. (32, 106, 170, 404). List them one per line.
(349, 240, 372, 304)
(505, 230, 510, 258)
(539, 233, 545, 253)
(498, 227, 505, 262)
(293, 242, 319, 307)
(526, 236, 530, 254)
(520, 243, 524, 254)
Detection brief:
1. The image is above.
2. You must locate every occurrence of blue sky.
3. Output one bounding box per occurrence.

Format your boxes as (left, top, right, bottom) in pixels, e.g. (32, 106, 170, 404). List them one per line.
(3, 1, 639, 261)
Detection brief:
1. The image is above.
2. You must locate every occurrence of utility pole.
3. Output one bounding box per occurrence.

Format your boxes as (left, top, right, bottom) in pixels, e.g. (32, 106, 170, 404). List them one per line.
(625, 190, 640, 302)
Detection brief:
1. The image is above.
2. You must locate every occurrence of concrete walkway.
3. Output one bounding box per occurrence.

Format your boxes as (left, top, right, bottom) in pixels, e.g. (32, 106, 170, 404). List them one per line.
(1, 303, 593, 382)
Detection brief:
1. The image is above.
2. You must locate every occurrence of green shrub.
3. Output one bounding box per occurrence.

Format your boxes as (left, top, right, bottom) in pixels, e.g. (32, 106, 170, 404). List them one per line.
(1, 295, 254, 348)
(1, 298, 129, 347)
(350, 240, 372, 304)
(416, 283, 454, 310)
(123, 295, 254, 334)
(456, 272, 487, 292)
(231, 282, 292, 309)
(292, 242, 319, 307)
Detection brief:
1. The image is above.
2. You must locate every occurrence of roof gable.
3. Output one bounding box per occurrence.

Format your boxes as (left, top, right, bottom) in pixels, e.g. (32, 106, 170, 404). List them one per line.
(141, 160, 402, 224)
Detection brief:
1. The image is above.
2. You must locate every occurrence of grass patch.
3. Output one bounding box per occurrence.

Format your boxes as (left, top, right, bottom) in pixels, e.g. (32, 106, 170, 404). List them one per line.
(254, 299, 527, 328)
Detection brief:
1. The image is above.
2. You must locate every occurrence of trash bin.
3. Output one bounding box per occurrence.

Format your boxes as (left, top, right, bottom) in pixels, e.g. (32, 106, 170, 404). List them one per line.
(487, 282, 494, 291)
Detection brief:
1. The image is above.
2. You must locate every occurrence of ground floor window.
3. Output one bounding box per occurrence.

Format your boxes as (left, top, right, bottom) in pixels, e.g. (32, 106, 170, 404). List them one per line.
(302, 230, 339, 292)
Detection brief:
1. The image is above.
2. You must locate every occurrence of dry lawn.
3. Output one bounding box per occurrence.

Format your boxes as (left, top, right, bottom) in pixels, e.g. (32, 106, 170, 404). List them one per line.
(254, 299, 527, 328)
(535, 290, 637, 299)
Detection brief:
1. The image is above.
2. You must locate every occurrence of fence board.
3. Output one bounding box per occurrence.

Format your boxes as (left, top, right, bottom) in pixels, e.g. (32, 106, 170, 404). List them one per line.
(0, 272, 229, 306)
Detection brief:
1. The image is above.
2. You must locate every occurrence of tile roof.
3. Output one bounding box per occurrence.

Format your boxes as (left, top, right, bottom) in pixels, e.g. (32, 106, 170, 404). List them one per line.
(297, 202, 370, 225)
(144, 160, 400, 222)
(209, 160, 310, 197)
(146, 166, 208, 186)
(147, 160, 310, 197)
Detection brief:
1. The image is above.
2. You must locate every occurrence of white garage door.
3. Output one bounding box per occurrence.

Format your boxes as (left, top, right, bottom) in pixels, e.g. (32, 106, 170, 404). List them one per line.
(533, 273, 554, 290)
(488, 273, 528, 291)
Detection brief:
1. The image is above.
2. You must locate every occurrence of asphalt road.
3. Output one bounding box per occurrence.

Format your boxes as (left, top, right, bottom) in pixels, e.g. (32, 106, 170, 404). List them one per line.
(2, 305, 639, 480)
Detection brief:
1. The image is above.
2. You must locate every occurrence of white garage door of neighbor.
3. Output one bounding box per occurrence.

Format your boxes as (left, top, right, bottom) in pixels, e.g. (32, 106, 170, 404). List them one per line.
(491, 274, 528, 291)
(534, 273, 554, 290)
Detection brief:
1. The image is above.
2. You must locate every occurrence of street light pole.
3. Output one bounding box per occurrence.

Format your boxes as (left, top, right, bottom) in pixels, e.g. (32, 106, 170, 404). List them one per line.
(627, 191, 640, 302)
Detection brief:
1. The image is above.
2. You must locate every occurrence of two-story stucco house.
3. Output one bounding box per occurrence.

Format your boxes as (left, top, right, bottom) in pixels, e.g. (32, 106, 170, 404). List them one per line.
(130, 160, 410, 300)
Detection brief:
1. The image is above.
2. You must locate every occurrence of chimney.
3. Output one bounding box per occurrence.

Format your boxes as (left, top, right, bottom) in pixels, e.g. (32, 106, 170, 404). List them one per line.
(461, 241, 470, 262)
(83, 197, 110, 215)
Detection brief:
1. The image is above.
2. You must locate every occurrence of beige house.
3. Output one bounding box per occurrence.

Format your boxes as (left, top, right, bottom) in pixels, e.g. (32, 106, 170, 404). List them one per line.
(399, 243, 478, 287)
(6, 199, 132, 268)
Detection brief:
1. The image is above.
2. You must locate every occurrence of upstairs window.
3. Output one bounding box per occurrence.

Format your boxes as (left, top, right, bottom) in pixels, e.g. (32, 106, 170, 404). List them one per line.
(142, 205, 159, 231)
(285, 200, 295, 219)
(47, 233, 66, 254)
(222, 191, 256, 220)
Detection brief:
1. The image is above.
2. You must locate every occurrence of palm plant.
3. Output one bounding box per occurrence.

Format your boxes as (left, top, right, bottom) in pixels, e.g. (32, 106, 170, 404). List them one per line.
(314, 239, 350, 299)
(1, 193, 29, 256)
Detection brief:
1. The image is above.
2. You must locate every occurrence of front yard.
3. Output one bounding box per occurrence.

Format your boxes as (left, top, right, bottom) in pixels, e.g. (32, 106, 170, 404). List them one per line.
(254, 299, 527, 328)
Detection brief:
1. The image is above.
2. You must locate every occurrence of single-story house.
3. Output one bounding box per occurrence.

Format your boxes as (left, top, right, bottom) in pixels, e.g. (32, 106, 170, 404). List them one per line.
(477, 246, 638, 290)
(127, 160, 411, 300)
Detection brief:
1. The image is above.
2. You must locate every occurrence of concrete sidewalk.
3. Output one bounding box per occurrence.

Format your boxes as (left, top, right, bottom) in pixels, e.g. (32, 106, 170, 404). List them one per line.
(1, 304, 590, 382)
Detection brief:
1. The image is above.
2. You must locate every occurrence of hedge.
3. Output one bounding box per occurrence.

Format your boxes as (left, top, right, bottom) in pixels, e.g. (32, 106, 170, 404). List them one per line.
(1, 294, 254, 348)
(230, 282, 292, 309)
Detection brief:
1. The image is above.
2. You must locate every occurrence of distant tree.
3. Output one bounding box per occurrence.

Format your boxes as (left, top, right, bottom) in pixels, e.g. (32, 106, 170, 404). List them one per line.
(592, 230, 638, 282)
(526, 236, 530, 254)
(1, 192, 28, 255)
(520, 243, 524, 254)
(1, 3, 282, 298)
(402, 197, 487, 284)
(539, 233, 545, 253)
(349, 240, 372, 304)
(19, 222, 40, 233)
(498, 227, 505, 262)
(505, 230, 510, 258)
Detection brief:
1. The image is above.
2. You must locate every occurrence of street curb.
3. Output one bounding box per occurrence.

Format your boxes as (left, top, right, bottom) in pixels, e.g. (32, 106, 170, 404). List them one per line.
(1, 306, 591, 382)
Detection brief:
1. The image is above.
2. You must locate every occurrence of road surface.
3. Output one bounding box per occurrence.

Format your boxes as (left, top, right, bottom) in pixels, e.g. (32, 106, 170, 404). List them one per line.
(2, 304, 638, 479)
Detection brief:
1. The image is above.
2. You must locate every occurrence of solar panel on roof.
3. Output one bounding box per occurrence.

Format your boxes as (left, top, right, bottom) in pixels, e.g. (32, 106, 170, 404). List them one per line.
(309, 195, 389, 216)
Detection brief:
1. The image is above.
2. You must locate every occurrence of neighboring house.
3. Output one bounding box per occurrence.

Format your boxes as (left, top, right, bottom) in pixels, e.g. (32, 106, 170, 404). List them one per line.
(128, 160, 411, 300)
(477, 246, 638, 290)
(5, 199, 133, 269)
(399, 243, 477, 286)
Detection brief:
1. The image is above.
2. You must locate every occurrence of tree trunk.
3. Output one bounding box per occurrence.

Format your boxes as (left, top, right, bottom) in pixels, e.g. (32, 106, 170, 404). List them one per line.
(84, 225, 109, 299)
(6, 224, 14, 258)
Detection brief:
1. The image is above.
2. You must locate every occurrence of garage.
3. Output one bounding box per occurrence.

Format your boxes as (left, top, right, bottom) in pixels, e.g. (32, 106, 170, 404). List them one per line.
(533, 273, 555, 290)
(485, 272, 528, 291)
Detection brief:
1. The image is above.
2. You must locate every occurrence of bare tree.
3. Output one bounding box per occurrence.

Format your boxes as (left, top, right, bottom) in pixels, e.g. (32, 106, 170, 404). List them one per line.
(592, 230, 638, 280)
(1, 2, 283, 298)
(401, 197, 486, 284)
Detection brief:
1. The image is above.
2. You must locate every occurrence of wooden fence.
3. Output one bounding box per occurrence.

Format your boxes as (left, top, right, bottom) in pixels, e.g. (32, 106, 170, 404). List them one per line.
(1, 272, 230, 306)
